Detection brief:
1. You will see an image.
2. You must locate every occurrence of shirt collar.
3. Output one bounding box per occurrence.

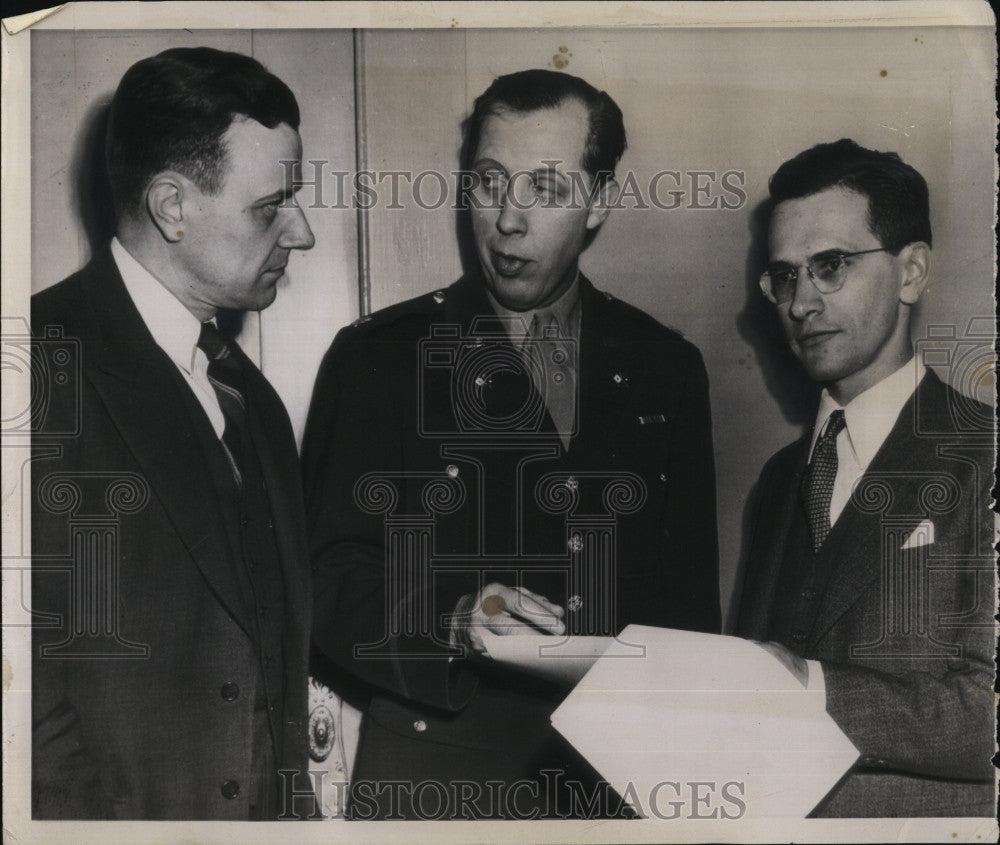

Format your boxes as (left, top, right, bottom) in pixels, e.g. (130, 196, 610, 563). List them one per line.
(485, 272, 582, 342)
(809, 356, 926, 468)
(111, 237, 206, 375)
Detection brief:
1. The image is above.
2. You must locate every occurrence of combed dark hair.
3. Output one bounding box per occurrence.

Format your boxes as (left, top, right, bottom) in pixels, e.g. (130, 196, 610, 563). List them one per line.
(462, 68, 627, 187)
(768, 138, 932, 251)
(106, 46, 300, 214)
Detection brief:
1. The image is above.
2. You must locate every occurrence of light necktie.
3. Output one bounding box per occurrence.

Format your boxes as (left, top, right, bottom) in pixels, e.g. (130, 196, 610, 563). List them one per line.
(803, 409, 846, 552)
(197, 322, 248, 486)
(523, 310, 576, 443)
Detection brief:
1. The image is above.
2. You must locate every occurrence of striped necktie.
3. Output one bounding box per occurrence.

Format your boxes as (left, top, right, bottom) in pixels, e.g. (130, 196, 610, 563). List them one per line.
(197, 322, 248, 487)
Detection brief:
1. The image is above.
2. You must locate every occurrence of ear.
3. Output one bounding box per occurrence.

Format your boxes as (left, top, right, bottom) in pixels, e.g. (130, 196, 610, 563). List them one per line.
(898, 241, 931, 305)
(585, 177, 619, 231)
(145, 173, 188, 243)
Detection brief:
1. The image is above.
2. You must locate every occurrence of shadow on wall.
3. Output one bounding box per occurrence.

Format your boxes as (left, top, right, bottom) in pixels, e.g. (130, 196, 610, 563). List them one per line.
(70, 96, 245, 336)
(726, 197, 818, 630)
(71, 96, 116, 257)
(737, 197, 817, 429)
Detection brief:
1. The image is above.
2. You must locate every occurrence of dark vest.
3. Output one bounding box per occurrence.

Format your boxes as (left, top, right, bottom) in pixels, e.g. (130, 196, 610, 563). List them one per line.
(765, 494, 840, 656)
(174, 367, 287, 818)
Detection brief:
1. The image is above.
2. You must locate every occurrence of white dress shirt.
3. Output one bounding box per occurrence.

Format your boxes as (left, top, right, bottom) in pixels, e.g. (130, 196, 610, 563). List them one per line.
(808, 356, 926, 526)
(111, 238, 226, 438)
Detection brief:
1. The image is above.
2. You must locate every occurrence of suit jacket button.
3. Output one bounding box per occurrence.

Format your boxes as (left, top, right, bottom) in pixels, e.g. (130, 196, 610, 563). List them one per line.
(801, 589, 818, 601)
(413, 720, 427, 732)
(221, 779, 240, 799)
(790, 630, 806, 643)
(220, 682, 240, 701)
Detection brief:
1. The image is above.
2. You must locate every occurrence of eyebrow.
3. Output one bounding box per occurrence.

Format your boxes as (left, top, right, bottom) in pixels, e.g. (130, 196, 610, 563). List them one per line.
(256, 185, 301, 205)
(472, 158, 571, 182)
(768, 247, 857, 265)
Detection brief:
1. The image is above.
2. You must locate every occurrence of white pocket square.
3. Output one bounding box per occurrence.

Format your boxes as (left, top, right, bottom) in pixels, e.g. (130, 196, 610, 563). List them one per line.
(901, 520, 935, 549)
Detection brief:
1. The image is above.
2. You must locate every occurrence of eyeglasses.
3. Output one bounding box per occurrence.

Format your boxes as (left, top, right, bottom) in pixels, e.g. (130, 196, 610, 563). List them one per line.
(759, 247, 896, 305)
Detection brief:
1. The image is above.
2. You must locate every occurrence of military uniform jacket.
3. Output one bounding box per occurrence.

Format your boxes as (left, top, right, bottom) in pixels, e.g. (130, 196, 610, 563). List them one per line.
(303, 273, 721, 811)
(737, 369, 995, 817)
(31, 247, 313, 820)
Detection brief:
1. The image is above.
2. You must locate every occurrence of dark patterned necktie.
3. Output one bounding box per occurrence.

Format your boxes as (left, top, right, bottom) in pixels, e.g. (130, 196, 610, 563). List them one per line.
(197, 322, 248, 486)
(803, 409, 846, 552)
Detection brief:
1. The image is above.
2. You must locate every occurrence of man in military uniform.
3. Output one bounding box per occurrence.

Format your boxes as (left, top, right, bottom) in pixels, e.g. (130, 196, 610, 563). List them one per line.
(303, 69, 720, 819)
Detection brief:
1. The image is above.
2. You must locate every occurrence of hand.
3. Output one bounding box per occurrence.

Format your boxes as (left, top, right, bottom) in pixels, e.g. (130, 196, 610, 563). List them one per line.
(451, 583, 565, 656)
(754, 640, 809, 688)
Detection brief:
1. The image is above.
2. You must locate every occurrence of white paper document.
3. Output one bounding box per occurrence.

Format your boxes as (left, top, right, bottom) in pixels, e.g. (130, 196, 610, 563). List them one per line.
(549, 625, 860, 818)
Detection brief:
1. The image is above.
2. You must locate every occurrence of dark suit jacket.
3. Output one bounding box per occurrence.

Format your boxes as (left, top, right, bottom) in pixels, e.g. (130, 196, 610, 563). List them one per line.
(738, 369, 995, 817)
(303, 273, 720, 818)
(31, 247, 313, 820)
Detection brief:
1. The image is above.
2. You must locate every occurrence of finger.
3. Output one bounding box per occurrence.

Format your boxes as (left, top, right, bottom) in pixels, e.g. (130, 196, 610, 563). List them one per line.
(477, 587, 564, 633)
(507, 590, 566, 632)
(514, 587, 565, 617)
(484, 610, 559, 636)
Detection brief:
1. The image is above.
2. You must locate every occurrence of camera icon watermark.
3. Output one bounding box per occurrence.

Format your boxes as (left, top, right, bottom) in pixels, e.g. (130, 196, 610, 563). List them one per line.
(915, 317, 995, 437)
(418, 318, 578, 439)
(2, 317, 82, 438)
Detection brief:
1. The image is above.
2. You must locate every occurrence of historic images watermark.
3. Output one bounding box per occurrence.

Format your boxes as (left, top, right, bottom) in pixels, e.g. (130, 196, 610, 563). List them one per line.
(279, 770, 748, 821)
(281, 160, 748, 212)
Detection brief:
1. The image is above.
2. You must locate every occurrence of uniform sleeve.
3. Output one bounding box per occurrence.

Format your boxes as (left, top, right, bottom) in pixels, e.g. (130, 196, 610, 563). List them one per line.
(302, 328, 477, 712)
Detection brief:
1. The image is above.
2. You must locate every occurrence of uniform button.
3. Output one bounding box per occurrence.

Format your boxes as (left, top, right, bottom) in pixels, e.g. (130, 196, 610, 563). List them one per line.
(221, 779, 240, 799)
(446, 464, 459, 478)
(658, 473, 667, 483)
(567, 594, 583, 612)
(433, 290, 446, 304)
(565, 476, 578, 491)
(413, 720, 427, 732)
(801, 589, 818, 601)
(790, 630, 806, 643)
(220, 682, 240, 701)
(568, 534, 584, 553)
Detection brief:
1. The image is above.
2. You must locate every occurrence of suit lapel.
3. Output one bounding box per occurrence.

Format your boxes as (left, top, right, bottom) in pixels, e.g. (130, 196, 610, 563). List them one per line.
(81, 249, 256, 637)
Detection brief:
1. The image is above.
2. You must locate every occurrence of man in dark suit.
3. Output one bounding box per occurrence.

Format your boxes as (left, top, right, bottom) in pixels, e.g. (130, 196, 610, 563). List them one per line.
(304, 69, 720, 820)
(738, 140, 995, 816)
(31, 47, 316, 819)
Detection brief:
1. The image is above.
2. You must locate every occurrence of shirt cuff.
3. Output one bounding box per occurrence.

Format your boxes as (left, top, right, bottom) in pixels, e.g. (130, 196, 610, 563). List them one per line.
(805, 658, 826, 694)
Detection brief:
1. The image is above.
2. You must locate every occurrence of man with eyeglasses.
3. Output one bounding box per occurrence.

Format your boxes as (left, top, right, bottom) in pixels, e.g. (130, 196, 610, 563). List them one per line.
(737, 139, 995, 816)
